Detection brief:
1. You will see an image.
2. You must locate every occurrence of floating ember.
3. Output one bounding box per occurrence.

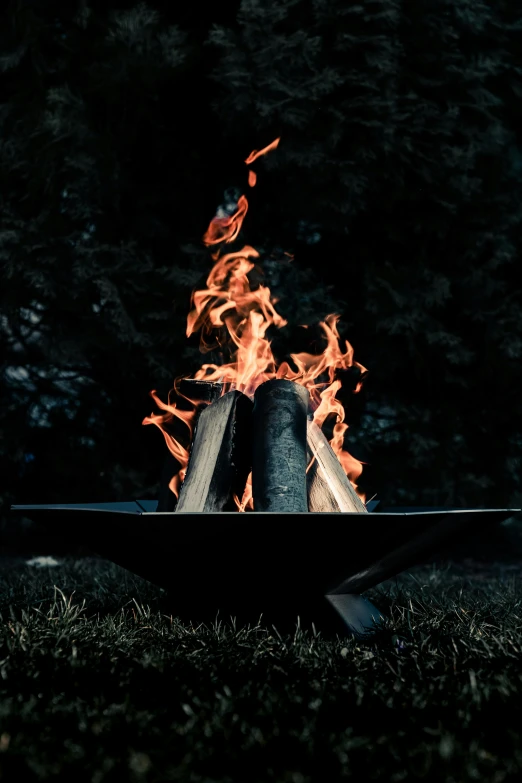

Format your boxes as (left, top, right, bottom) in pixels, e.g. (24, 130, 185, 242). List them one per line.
(143, 139, 367, 514)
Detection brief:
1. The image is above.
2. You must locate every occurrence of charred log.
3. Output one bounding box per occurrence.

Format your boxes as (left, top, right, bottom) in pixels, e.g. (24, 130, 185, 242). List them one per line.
(252, 379, 309, 512)
(177, 379, 223, 404)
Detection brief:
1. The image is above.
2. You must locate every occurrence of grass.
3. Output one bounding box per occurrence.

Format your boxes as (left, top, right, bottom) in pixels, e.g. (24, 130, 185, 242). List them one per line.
(0, 556, 522, 782)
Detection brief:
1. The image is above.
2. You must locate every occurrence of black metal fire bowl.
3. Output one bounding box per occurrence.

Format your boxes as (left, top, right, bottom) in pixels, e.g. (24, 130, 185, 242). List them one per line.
(10, 502, 520, 634)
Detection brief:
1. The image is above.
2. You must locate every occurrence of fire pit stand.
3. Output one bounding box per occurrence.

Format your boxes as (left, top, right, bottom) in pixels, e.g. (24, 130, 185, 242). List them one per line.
(9, 503, 519, 636)
(9, 380, 521, 636)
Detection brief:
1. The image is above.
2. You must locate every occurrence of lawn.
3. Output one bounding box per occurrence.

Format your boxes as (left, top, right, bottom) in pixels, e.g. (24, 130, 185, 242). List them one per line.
(0, 554, 521, 782)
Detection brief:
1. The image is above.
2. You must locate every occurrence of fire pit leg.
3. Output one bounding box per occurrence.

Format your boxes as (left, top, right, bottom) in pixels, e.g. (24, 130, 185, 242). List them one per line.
(258, 592, 385, 639)
(252, 379, 309, 512)
(325, 593, 385, 638)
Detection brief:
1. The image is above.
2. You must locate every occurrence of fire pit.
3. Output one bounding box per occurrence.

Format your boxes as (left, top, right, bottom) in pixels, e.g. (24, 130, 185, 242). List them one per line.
(10, 138, 520, 636)
(10, 501, 518, 635)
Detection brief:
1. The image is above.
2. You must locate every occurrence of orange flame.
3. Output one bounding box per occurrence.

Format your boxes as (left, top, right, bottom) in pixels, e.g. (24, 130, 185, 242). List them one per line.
(234, 470, 253, 512)
(202, 195, 248, 247)
(245, 137, 280, 193)
(244, 137, 281, 165)
(146, 137, 366, 508)
(142, 389, 198, 500)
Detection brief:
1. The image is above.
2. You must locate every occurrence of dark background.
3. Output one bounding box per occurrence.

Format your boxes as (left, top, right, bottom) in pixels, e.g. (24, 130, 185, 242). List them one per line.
(1, 0, 521, 543)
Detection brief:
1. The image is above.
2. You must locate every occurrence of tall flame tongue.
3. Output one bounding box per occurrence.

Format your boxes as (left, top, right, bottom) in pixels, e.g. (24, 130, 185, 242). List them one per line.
(144, 137, 366, 506)
(142, 386, 198, 500)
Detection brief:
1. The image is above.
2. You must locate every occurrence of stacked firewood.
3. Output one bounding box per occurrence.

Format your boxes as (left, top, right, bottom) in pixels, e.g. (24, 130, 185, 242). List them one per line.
(158, 378, 367, 515)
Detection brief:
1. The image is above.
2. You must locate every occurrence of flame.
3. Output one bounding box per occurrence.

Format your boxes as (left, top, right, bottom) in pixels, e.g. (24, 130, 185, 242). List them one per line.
(142, 389, 199, 500)
(146, 137, 367, 508)
(234, 470, 253, 512)
(245, 137, 280, 193)
(244, 137, 281, 165)
(202, 195, 249, 247)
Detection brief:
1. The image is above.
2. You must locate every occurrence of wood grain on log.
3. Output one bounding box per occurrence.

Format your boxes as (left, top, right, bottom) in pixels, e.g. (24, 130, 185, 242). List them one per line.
(252, 379, 309, 512)
(306, 420, 367, 513)
(156, 380, 223, 512)
(175, 390, 253, 512)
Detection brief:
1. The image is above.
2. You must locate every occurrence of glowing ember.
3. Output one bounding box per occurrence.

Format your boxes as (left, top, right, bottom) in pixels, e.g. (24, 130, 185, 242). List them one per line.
(144, 138, 366, 507)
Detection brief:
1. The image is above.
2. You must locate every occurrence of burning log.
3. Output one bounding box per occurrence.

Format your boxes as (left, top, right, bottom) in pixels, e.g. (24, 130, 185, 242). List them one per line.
(306, 420, 367, 513)
(252, 379, 309, 512)
(176, 390, 253, 512)
(156, 380, 222, 512)
(177, 378, 223, 404)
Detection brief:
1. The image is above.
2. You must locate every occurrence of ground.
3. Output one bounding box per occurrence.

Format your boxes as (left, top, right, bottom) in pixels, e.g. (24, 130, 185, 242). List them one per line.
(0, 553, 521, 782)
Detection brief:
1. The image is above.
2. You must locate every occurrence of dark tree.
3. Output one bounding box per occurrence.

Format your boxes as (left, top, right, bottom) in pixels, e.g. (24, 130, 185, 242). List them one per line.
(208, 0, 522, 508)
